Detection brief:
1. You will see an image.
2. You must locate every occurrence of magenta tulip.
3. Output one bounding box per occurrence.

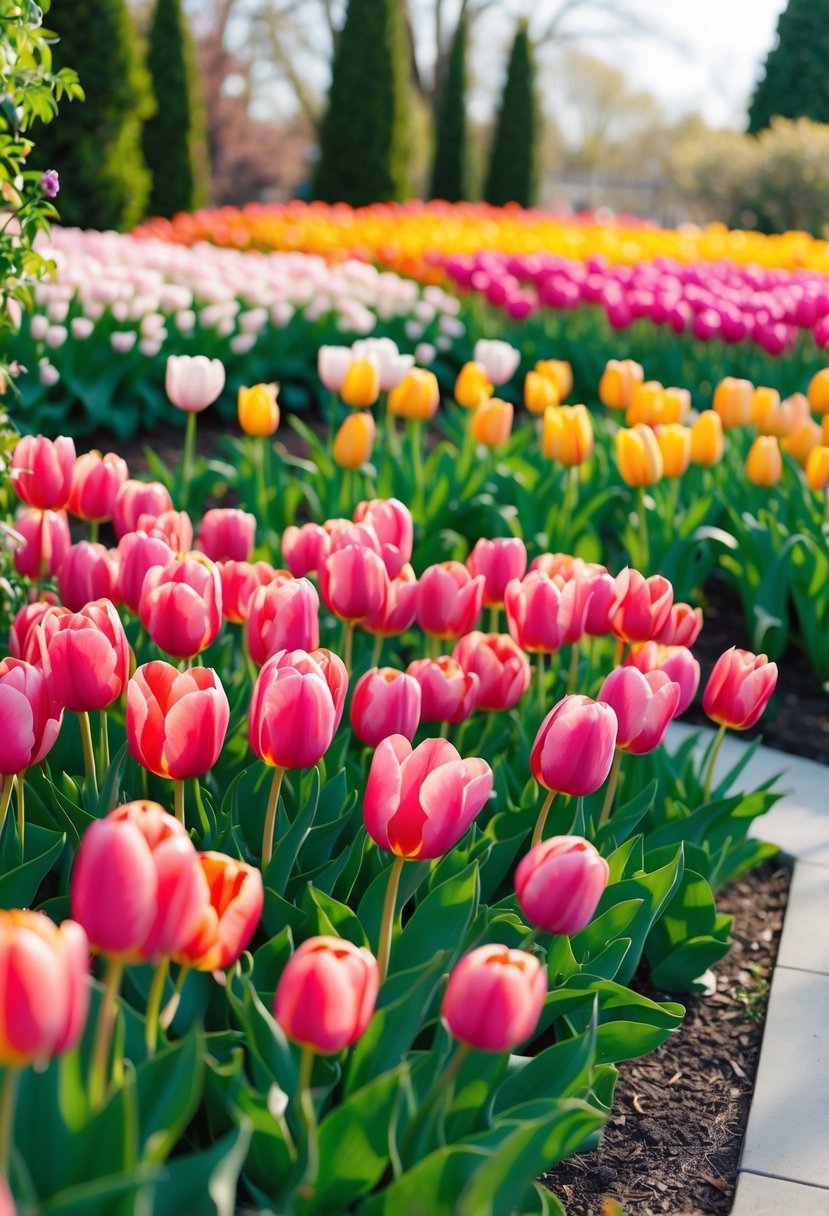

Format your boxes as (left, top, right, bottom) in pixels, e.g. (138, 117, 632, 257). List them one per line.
(467, 537, 527, 608)
(196, 508, 256, 563)
(68, 450, 128, 522)
(11, 434, 75, 510)
(274, 936, 379, 1054)
(281, 522, 331, 577)
(504, 571, 591, 652)
(406, 656, 479, 724)
(43, 599, 129, 712)
(416, 562, 485, 640)
(598, 666, 681, 754)
(625, 643, 700, 716)
(249, 649, 337, 769)
(127, 661, 229, 779)
(113, 479, 173, 539)
(703, 647, 778, 730)
(353, 497, 413, 577)
(139, 556, 223, 659)
(452, 631, 531, 711)
(610, 568, 674, 643)
(442, 945, 546, 1052)
(319, 544, 388, 623)
(58, 541, 119, 611)
(515, 836, 610, 934)
(531, 695, 618, 796)
(350, 668, 421, 747)
(246, 577, 319, 665)
(0, 658, 61, 775)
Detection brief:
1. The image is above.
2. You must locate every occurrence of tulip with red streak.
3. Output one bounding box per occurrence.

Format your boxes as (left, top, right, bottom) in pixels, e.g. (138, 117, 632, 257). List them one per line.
(196, 508, 256, 563)
(703, 647, 778, 731)
(350, 668, 421, 747)
(610, 568, 674, 644)
(504, 571, 591, 653)
(274, 936, 379, 1054)
(68, 450, 128, 522)
(582, 569, 618, 637)
(113, 479, 173, 539)
(9, 600, 59, 660)
(219, 560, 285, 624)
(0, 910, 89, 1067)
(442, 945, 546, 1052)
(12, 508, 70, 582)
(58, 542, 119, 611)
(136, 509, 193, 554)
(319, 544, 388, 623)
(598, 666, 680, 754)
(0, 658, 62, 778)
(303, 648, 348, 732)
(625, 642, 700, 716)
(246, 577, 319, 665)
(139, 556, 222, 659)
(515, 836, 610, 935)
(127, 661, 229, 779)
(281, 522, 330, 577)
(466, 537, 528, 608)
(360, 565, 418, 638)
(452, 632, 531, 711)
(17, 604, 69, 666)
(176, 853, 263, 971)
(406, 656, 478, 724)
(11, 434, 75, 510)
(43, 599, 129, 713)
(656, 602, 703, 648)
(353, 497, 413, 578)
(416, 562, 485, 640)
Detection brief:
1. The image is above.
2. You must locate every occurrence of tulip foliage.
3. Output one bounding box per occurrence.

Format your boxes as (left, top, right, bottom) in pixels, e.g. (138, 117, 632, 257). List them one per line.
(0, 397, 787, 1214)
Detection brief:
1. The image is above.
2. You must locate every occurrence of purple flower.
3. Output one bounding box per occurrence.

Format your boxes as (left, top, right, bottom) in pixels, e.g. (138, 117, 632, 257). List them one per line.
(39, 170, 59, 199)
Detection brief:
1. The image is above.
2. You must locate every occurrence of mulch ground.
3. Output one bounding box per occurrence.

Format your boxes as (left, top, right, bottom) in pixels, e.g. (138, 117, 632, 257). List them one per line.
(544, 862, 790, 1215)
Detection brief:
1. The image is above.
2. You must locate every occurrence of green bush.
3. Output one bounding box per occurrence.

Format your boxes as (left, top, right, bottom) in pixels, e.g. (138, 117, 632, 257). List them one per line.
(429, 17, 472, 202)
(484, 22, 539, 208)
(749, 0, 829, 132)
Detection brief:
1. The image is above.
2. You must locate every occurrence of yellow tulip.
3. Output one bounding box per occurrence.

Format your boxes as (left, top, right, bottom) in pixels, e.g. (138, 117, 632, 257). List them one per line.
(625, 381, 664, 426)
(750, 386, 783, 435)
(654, 424, 692, 478)
(388, 369, 440, 420)
(805, 445, 829, 491)
(782, 420, 822, 467)
(615, 424, 663, 486)
(333, 411, 375, 468)
(455, 361, 493, 409)
(542, 404, 594, 466)
(524, 371, 559, 416)
(713, 377, 753, 428)
(745, 435, 782, 486)
(823, 415, 829, 446)
(656, 387, 691, 425)
(690, 410, 724, 466)
(535, 359, 573, 400)
(340, 358, 380, 408)
(599, 359, 644, 410)
(808, 368, 829, 415)
(237, 382, 280, 437)
(469, 398, 513, 447)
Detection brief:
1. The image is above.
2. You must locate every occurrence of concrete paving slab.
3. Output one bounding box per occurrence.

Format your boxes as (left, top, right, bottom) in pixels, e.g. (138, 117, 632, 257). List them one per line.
(777, 862, 829, 976)
(732, 1171, 829, 1215)
(741, 966, 829, 1189)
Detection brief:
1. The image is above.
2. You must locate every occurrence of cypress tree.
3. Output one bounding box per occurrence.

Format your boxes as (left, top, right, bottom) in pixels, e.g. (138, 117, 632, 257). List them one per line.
(313, 0, 411, 205)
(749, 0, 829, 132)
(484, 22, 539, 209)
(142, 0, 209, 218)
(34, 0, 153, 230)
(429, 17, 471, 202)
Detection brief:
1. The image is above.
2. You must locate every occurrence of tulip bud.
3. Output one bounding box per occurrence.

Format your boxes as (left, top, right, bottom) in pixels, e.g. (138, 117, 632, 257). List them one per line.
(406, 656, 478, 724)
(68, 450, 128, 521)
(542, 404, 594, 466)
(515, 836, 609, 935)
(11, 434, 75, 510)
(452, 632, 531, 711)
(43, 599, 130, 713)
(57, 541, 119, 611)
(249, 649, 338, 769)
(442, 945, 546, 1052)
(535, 359, 573, 400)
(333, 411, 376, 469)
(340, 358, 380, 408)
(690, 410, 724, 466)
(806, 444, 829, 492)
(654, 424, 691, 478)
(745, 435, 782, 487)
(127, 661, 229, 779)
(470, 397, 513, 447)
(531, 695, 618, 796)
(713, 377, 752, 429)
(176, 852, 263, 971)
(416, 561, 484, 640)
(350, 668, 421, 747)
(274, 936, 379, 1054)
(196, 508, 256, 563)
(599, 359, 644, 410)
(12, 508, 71, 581)
(281, 522, 331, 577)
(703, 647, 778, 730)
(615, 424, 663, 486)
(387, 369, 440, 421)
(364, 735, 492, 859)
(466, 537, 527, 608)
(0, 658, 62, 775)
(139, 555, 223, 659)
(598, 665, 680, 753)
(808, 367, 829, 416)
(238, 383, 280, 436)
(454, 361, 493, 408)
(524, 370, 558, 416)
(246, 576, 320, 664)
(610, 568, 674, 643)
(166, 354, 225, 413)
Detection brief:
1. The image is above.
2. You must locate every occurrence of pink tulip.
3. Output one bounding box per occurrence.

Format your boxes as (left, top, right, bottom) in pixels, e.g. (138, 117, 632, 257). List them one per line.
(352, 498, 413, 577)
(442, 945, 546, 1052)
(416, 562, 485, 639)
(363, 735, 492, 859)
(360, 565, 418, 636)
(274, 935, 379, 1054)
(9, 599, 59, 660)
(597, 666, 680, 754)
(58, 541, 119, 611)
(583, 570, 618, 637)
(42, 599, 129, 712)
(625, 642, 700, 716)
(246, 577, 320, 665)
(176, 852, 263, 971)
(219, 560, 285, 624)
(113, 479, 173, 539)
(302, 647, 349, 731)
(531, 695, 618, 795)
(127, 661, 229, 779)
(68, 450, 128, 521)
(281, 522, 331, 577)
(703, 647, 778, 730)
(139, 556, 223, 659)
(610, 568, 674, 643)
(17, 604, 70, 666)
(0, 658, 62, 774)
(504, 571, 591, 652)
(11, 434, 75, 510)
(197, 508, 256, 563)
(406, 656, 479, 724)
(515, 836, 610, 934)
(12, 508, 71, 580)
(116, 531, 175, 613)
(137, 509, 193, 554)
(350, 668, 421, 747)
(466, 537, 528, 607)
(319, 544, 388, 622)
(655, 602, 704, 648)
(452, 632, 531, 711)
(165, 354, 225, 413)
(249, 649, 337, 769)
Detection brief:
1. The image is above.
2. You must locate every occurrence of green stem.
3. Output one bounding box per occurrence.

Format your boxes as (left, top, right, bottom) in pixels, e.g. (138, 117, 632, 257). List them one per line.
(536, 651, 547, 716)
(614, 637, 625, 667)
(174, 778, 186, 827)
(297, 1046, 319, 1201)
(403, 1041, 471, 1155)
(566, 642, 580, 695)
(598, 748, 624, 828)
(89, 957, 125, 1110)
(159, 964, 190, 1032)
(255, 436, 268, 526)
(0, 1067, 18, 1178)
(531, 789, 556, 848)
(427, 634, 441, 660)
(488, 605, 500, 633)
(79, 711, 98, 799)
(180, 410, 197, 512)
(563, 464, 580, 544)
(409, 420, 424, 513)
(89, 518, 100, 544)
(703, 723, 728, 803)
(145, 957, 169, 1057)
(637, 485, 650, 572)
(370, 632, 383, 668)
(261, 765, 285, 870)
(377, 855, 405, 984)
(0, 778, 12, 837)
(15, 772, 24, 851)
(439, 720, 450, 740)
(98, 710, 110, 775)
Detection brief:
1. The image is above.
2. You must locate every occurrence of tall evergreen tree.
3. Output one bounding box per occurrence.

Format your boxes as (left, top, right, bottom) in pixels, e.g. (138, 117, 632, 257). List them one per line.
(429, 17, 471, 202)
(313, 0, 411, 205)
(142, 0, 209, 218)
(34, 0, 152, 230)
(484, 23, 539, 209)
(749, 0, 829, 132)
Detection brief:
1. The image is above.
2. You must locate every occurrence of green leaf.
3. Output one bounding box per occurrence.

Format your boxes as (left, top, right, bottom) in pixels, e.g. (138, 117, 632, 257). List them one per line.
(494, 1014, 597, 1115)
(314, 1067, 406, 1207)
(0, 824, 65, 909)
(135, 1029, 205, 1164)
(150, 1121, 252, 1216)
(392, 862, 479, 973)
(360, 1146, 488, 1216)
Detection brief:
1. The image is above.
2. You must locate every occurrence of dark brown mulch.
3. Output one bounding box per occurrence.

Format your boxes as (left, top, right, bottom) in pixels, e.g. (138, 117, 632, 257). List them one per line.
(544, 862, 790, 1215)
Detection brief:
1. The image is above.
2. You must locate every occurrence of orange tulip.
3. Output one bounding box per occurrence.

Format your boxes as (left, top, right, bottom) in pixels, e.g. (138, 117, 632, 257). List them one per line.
(625, 381, 664, 426)
(615, 424, 663, 486)
(535, 359, 573, 400)
(524, 370, 559, 416)
(822, 415, 829, 446)
(713, 377, 752, 428)
(690, 410, 724, 466)
(333, 411, 376, 468)
(455, 361, 493, 409)
(470, 398, 513, 447)
(750, 386, 784, 435)
(808, 368, 829, 415)
(782, 420, 822, 466)
(387, 369, 440, 420)
(657, 387, 692, 425)
(745, 435, 782, 486)
(340, 358, 380, 408)
(238, 383, 280, 436)
(542, 404, 594, 466)
(806, 445, 829, 491)
(654, 424, 692, 478)
(599, 359, 644, 410)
